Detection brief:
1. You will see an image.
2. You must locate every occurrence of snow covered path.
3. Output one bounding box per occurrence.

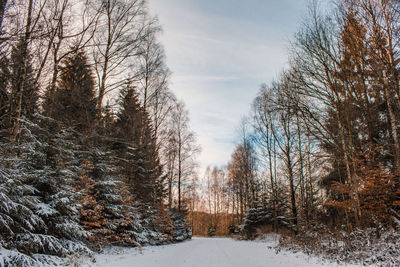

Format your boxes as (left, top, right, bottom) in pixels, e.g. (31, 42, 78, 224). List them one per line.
(94, 237, 354, 267)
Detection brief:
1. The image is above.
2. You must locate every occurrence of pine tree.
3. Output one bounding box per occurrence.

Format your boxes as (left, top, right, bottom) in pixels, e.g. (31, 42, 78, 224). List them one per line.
(242, 189, 289, 239)
(0, 116, 90, 263)
(78, 159, 107, 247)
(20, 117, 88, 245)
(78, 147, 141, 247)
(114, 86, 164, 203)
(0, 140, 47, 254)
(48, 48, 97, 132)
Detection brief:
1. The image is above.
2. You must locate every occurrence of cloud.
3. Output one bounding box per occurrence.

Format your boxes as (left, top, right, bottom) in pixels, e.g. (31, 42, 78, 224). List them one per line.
(148, 0, 307, 174)
(174, 75, 240, 83)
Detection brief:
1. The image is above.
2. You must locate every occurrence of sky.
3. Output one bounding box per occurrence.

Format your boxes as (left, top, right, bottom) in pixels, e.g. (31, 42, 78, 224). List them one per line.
(147, 0, 308, 175)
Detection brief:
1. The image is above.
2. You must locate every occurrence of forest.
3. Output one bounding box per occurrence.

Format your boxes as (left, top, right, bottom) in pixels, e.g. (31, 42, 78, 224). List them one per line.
(187, 0, 400, 265)
(0, 0, 199, 265)
(1, 0, 400, 266)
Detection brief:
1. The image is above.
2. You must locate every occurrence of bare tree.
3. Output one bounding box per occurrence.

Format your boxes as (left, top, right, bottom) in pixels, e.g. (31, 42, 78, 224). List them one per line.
(169, 101, 200, 211)
(43, 0, 99, 116)
(91, 0, 156, 110)
(10, 0, 34, 141)
(253, 84, 281, 232)
(136, 25, 166, 111)
(289, 3, 362, 226)
(266, 79, 299, 229)
(227, 126, 257, 221)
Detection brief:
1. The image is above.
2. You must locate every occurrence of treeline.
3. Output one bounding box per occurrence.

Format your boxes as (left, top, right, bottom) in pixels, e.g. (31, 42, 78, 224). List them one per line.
(190, 167, 235, 236)
(0, 0, 198, 265)
(201, 0, 400, 242)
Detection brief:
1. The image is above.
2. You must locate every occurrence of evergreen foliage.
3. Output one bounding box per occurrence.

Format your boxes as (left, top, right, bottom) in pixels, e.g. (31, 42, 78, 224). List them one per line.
(0, 116, 91, 265)
(47, 48, 97, 132)
(114, 86, 165, 203)
(242, 191, 289, 239)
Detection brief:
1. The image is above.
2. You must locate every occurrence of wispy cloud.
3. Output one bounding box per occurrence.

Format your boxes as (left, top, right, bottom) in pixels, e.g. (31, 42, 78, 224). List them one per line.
(148, 0, 307, 175)
(174, 75, 240, 83)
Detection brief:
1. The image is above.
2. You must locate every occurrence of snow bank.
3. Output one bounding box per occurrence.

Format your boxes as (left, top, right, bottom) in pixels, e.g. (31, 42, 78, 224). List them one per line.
(278, 228, 400, 266)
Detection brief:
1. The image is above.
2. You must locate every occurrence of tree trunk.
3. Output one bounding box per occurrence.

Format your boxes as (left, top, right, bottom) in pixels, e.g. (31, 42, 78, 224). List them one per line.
(382, 69, 400, 170)
(97, 1, 112, 112)
(335, 104, 361, 226)
(296, 113, 306, 225)
(168, 167, 173, 210)
(306, 128, 314, 222)
(287, 151, 298, 230)
(178, 139, 182, 211)
(11, 0, 33, 142)
(267, 129, 278, 232)
(0, 0, 8, 31)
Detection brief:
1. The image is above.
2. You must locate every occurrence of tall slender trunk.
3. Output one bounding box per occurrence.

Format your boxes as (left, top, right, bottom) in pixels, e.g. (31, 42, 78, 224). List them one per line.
(167, 176, 172, 209)
(306, 128, 314, 221)
(11, 0, 33, 142)
(382, 69, 400, 170)
(286, 149, 298, 230)
(97, 1, 112, 112)
(167, 155, 174, 210)
(231, 192, 235, 224)
(0, 0, 8, 32)
(178, 136, 182, 211)
(267, 126, 278, 232)
(296, 113, 306, 224)
(143, 62, 149, 111)
(239, 184, 244, 220)
(97, 53, 109, 111)
(335, 103, 360, 226)
(46, 35, 63, 117)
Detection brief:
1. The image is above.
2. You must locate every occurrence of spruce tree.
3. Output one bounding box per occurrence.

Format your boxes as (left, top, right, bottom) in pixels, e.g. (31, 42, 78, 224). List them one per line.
(78, 147, 141, 247)
(0, 116, 90, 265)
(49, 48, 97, 132)
(114, 86, 164, 203)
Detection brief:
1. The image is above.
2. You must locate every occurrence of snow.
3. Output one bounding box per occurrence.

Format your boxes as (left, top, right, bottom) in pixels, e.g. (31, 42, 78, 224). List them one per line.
(91, 237, 357, 267)
(0, 246, 61, 267)
(35, 203, 57, 216)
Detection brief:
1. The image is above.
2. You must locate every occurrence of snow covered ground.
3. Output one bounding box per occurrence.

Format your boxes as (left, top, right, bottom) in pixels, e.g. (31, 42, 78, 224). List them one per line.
(91, 237, 358, 267)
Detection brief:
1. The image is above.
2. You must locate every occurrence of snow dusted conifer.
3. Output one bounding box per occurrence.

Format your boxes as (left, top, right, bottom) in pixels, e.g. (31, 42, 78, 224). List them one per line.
(47, 48, 97, 132)
(243, 188, 289, 239)
(0, 116, 90, 264)
(89, 149, 138, 245)
(114, 85, 165, 203)
(79, 159, 107, 247)
(243, 197, 266, 239)
(79, 147, 140, 247)
(0, 142, 46, 251)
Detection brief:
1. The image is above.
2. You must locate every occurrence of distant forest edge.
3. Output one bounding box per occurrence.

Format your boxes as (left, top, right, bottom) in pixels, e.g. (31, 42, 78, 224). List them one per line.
(0, 0, 198, 266)
(189, 0, 400, 265)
